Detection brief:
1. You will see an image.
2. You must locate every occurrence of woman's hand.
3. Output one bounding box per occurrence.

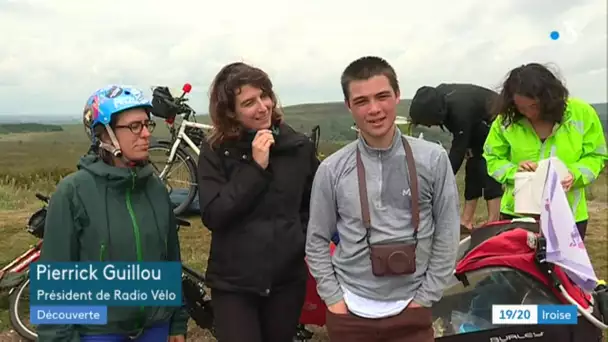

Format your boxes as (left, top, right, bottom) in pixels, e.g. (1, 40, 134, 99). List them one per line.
(252, 129, 275, 169)
(561, 172, 574, 192)
(518, 161, 538, 172)
(168, 335, 185, 342)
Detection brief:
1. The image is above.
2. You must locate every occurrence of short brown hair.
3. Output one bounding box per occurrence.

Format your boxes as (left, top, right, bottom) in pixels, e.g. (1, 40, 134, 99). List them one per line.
(340, 56, 400, 101)
(492, 63, 569, 127)
(207, 62, 283, 147)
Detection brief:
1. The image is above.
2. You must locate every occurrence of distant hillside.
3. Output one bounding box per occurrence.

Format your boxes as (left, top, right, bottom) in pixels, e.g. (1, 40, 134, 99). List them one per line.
(282, 99, 419, 142)
(0, 115, 79, 124)
(592, 103, 607, 128)
(279, 100, 608, 145)
(1, 100, 605, 146)
(0, 123, 64, 135)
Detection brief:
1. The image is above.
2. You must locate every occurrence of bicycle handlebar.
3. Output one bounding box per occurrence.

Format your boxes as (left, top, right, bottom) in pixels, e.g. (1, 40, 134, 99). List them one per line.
(152, 83, 196, 121)
(180, 102, 195, 121)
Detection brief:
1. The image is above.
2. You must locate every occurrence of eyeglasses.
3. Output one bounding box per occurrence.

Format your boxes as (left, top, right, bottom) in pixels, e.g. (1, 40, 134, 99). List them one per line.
(115, 120, 156, 134)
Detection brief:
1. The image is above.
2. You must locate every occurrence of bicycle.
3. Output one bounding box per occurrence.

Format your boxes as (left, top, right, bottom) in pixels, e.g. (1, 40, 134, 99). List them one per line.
(3, 193, 212, 341)
(148, 83, 214, 216)
(148, 83, 325, 216)
(1, 193, 48, 341)
(174, 222, 216, 337)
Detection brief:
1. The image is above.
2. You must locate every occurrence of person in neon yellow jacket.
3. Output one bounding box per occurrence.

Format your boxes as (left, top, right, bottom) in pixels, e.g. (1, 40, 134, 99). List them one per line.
(483, 63, 607, 240)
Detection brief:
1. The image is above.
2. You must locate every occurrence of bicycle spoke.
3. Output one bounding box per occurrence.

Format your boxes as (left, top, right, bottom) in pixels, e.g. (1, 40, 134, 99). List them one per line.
(149, 149, 194, 191)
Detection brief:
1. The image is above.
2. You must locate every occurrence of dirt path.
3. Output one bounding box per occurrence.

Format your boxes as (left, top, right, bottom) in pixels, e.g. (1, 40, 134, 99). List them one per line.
(587, 199, 607, 215)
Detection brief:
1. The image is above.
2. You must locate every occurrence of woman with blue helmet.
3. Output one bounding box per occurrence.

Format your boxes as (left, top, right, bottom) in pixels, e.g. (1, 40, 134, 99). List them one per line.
(37, 85, 189, 342)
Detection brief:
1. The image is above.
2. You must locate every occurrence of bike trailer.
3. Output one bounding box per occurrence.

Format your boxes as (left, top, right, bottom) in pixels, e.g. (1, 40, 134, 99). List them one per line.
(432, 220, 607, 342)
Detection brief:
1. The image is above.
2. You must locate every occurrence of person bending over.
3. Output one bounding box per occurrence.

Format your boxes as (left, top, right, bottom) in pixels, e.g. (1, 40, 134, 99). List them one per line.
(409, 83, 503, 231)
(484, 63, 607, 240)
(306, 56, 460, 342)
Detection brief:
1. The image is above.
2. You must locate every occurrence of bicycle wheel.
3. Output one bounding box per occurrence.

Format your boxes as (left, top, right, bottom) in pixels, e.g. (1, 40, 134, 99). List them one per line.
(148, 141, 198, 216)
(8, 278, 37, 341)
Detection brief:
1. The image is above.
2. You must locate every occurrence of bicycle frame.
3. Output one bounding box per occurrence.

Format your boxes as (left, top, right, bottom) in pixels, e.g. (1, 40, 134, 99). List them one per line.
(158, 119, 213, 180)
(1, 192, 45, 290)
(1, 241, 42, 275)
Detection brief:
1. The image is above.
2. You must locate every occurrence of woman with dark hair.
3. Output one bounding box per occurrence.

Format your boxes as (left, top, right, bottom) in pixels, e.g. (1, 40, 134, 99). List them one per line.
(196, 62, 320, 342)
(484, 63, 607, 240)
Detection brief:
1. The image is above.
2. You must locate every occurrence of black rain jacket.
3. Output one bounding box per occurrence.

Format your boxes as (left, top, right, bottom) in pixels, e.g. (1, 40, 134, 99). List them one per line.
(197, 123, 320, 296)
(412, 83, 498, 173)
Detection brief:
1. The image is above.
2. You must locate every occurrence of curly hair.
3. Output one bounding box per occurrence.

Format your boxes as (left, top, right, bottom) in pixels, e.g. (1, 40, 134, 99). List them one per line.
(491, 63, 569, 127)
(207, 62, 283, 147)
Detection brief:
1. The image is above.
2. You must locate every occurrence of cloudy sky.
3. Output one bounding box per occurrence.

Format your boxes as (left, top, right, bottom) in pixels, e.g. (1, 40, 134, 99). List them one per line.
(0, 0, 606, 116)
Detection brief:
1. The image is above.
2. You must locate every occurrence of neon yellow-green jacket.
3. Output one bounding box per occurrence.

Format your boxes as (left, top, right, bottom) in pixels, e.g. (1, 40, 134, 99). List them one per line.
(483, 97, 608, 222)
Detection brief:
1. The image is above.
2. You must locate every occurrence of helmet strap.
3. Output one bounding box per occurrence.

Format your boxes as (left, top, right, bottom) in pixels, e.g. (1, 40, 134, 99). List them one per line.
(99, 125, 136, 167)
(98, 125, 121, 156)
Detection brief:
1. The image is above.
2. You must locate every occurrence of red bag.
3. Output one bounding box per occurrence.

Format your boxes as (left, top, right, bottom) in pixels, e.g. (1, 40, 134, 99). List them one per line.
(299, 243, 336, 326)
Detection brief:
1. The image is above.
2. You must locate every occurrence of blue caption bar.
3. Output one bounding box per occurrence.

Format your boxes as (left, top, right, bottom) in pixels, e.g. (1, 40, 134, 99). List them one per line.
(537, 305, 577, 325)
(31, 306, 107, 325)
(30, 262, 182, 306)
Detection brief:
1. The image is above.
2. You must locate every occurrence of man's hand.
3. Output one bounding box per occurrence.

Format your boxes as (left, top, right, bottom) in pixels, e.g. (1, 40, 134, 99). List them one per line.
(408, 301, 422, 309)
(561, 172, 574, 192)
(327, 299, 348, 315)
(251, 129, 275, 169)
(168, 335, 185, 342)
(518, 161, 538, 172)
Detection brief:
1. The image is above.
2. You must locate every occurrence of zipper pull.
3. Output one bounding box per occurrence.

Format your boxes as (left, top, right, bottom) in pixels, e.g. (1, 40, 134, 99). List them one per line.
(99, 243, 106, 261)
(130, 170, 136, 190)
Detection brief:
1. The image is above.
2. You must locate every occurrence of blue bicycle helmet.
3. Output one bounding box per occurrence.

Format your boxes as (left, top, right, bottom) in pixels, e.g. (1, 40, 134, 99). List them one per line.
(83, 85, 153, 157)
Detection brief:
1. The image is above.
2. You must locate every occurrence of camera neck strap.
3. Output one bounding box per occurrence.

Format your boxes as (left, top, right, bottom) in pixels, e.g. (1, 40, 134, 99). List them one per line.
(356, 135, 420, 242)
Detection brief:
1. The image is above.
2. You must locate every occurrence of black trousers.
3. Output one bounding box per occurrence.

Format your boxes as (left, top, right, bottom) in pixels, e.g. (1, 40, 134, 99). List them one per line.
(500, 213, 588, 241)
(211, 279, 307, 342)
(464, 155, 503, 201)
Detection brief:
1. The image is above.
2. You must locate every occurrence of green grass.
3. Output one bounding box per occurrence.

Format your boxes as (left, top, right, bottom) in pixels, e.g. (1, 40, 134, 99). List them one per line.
(0, 124, 606, 341)
(0, 123, 63, 135)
